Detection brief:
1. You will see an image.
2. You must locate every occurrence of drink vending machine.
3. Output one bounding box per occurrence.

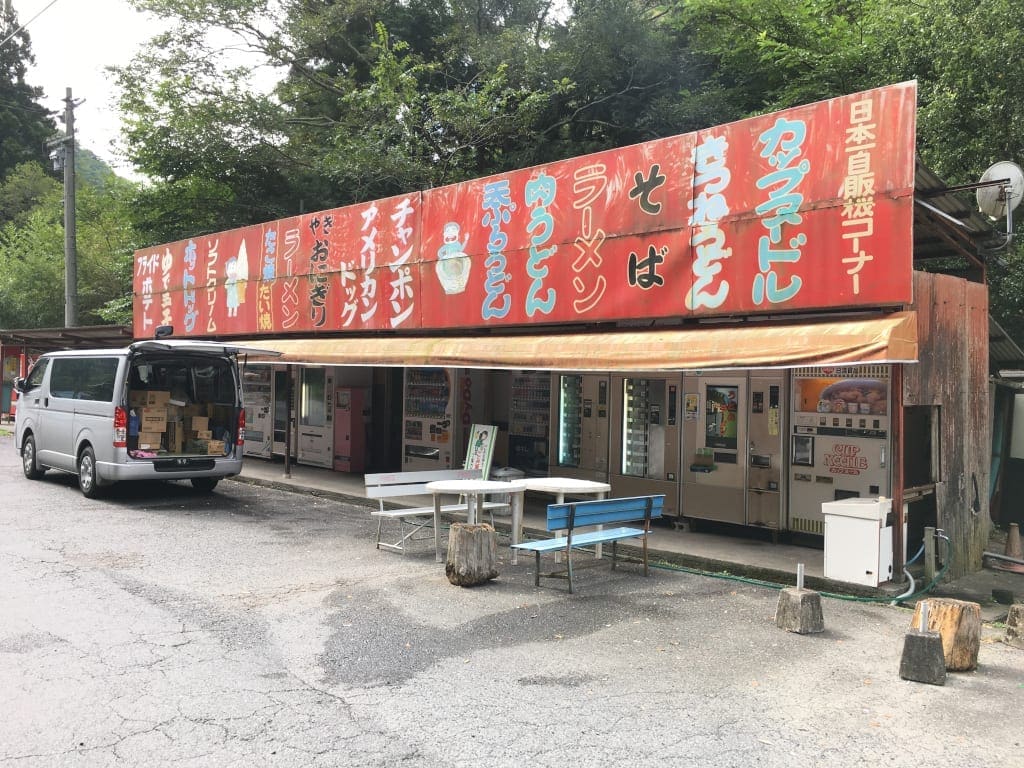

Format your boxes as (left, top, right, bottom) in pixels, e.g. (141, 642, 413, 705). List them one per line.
(508, 371, 550, 474)
(241, 364, 273, 458)
(788, 365, 892, 535)
(401, 368, 489, 469)
(296, 367, 334, 468)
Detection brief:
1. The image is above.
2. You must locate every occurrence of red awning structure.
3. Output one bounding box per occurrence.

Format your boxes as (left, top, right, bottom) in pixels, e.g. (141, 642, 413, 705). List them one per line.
(236, 311, 917, 372)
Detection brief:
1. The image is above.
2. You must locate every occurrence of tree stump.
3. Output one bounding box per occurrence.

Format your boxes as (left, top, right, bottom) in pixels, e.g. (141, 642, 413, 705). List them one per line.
(910, 598, 981, 671)
(445, 523, 498, 587)
(1004, 604, 1024, 649)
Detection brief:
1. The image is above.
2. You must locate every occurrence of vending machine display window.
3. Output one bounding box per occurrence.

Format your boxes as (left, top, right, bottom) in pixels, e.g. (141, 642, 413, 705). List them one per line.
(557, 375, 583, 466)
(509, 371, 550, 472)
(621, 378, 650, 476)
(705, 384, 738, 450)
(301, 368, 327, 427)
(794, 376, 888, 415)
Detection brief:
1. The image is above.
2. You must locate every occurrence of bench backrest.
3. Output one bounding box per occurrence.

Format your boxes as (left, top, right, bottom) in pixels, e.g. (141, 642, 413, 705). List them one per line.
(546, 495, 665, 531)
(364, 468, 484, 500)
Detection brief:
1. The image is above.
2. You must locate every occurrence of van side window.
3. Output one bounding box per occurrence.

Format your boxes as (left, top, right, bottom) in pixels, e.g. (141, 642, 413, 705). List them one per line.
(24, 359, 48, 390)
(50, 358, 119, 401)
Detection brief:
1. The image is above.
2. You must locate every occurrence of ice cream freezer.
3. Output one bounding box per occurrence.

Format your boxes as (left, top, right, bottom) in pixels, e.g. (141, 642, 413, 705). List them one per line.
(822, 497, 904, 587)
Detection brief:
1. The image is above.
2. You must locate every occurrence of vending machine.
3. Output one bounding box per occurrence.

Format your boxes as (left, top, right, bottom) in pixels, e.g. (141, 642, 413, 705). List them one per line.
(788, 365, 892, 535)
(241, 364, 273, 458)
(334, 387, 369, 472)
(746, 373, 786, 529)
(508, 371, 551, 475)
(682, 375, 748, 526)
(272, 368, 296, 459)
(402, 368, 458, 469)
(550, 373, 610, 482)
(296, 367, 334, 468)
(609, 375, 682, 517)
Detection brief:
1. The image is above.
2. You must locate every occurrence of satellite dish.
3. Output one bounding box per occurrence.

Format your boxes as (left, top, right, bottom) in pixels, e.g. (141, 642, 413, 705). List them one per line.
(977, 161, 1024, 220)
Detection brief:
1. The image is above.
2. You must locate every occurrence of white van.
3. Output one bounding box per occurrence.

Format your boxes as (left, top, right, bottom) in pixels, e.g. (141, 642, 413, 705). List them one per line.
(13, 337, 275, 497)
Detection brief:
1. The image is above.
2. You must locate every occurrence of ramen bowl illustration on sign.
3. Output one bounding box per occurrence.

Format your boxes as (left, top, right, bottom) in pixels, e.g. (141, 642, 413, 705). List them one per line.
(436, 221, 471, 294)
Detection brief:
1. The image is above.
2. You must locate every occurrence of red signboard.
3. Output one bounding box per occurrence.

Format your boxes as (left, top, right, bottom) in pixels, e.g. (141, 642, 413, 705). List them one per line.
(134, 82, 916, 337)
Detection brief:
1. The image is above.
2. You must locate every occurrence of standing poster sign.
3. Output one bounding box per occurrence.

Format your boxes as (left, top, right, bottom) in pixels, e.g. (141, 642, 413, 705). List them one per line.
(464, 424, 497, 478)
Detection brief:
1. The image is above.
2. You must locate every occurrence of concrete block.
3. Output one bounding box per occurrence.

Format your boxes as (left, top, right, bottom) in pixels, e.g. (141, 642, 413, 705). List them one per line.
(899, 630, 947, 685)
(774, 587, 825, 634)
(1004, 604, 1024, 649)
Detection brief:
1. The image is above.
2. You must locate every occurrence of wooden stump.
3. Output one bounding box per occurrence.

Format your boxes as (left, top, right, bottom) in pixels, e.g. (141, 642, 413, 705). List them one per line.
(910, 598, 981, 671)
(446, 523, 498, 587)
(1004, 604, 1024, 649)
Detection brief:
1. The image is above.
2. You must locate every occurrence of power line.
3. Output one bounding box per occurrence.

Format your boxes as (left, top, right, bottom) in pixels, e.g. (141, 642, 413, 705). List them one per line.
(0, 0, 62, 49)
(0, 97, 56, 115)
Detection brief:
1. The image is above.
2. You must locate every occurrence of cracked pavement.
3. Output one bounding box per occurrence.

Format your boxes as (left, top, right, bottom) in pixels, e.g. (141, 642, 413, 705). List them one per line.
(1, 434, 1022, 767)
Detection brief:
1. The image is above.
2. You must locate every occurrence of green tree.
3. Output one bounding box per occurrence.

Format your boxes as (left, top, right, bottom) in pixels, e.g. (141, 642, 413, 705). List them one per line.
(116, 0, 690, 232)
(0, 161, 59, 226)
(0, 2, 56, 179)
(674, 0, 1024, 343)
(0, 162, 141, 328)
(0, 195, 64, 328)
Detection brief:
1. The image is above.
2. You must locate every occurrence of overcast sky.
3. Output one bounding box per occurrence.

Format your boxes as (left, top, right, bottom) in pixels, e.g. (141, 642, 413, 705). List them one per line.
(11, 0, 168, 174)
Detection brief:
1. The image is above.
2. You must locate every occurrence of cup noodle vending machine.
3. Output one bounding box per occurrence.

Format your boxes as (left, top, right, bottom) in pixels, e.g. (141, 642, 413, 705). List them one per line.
(788, 365, 892, 535)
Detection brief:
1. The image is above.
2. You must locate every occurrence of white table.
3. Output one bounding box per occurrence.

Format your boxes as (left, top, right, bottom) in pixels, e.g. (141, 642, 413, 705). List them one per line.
(425, 479, 527, 563)
(521, 477, 611, 560)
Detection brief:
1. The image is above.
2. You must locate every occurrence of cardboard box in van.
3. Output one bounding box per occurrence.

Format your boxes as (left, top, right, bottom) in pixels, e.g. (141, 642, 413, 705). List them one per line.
(145, 391, 171, 407)
(190, 416, 209, 432)
(137, 432, 164, 450)
(141, 407, 167, 429)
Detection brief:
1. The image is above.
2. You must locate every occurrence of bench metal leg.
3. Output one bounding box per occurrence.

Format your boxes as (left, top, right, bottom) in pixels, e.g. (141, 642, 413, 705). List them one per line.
(566, 548, 574, 594)
(534, 551, 541, 587)
(375, 516, 434, 554)
(434, 495, 443, 563)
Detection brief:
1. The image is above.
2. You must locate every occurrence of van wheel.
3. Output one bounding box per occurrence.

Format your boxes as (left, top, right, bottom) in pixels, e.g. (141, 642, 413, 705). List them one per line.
(191, 478, 219, 493)
(21, 435, 45, 480)
(78, 446, 103, 498)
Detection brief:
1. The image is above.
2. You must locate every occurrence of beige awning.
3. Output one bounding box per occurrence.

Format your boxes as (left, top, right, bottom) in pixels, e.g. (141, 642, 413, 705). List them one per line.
(235, 311, 917, 372)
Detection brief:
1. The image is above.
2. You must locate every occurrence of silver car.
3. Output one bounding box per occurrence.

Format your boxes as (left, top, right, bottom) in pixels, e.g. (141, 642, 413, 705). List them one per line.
(14, 338, 274, 497)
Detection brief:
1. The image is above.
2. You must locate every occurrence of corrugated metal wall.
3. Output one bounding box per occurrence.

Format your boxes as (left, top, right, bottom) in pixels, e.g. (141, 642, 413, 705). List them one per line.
(904, 272, 990, 578)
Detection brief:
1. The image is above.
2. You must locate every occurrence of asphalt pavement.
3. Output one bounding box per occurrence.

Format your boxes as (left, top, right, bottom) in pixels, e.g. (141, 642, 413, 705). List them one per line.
(1, 432, 1022, 767)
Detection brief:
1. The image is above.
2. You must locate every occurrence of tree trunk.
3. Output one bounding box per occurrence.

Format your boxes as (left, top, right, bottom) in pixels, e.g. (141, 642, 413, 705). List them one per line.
(910, 598, 981, 671)
(445, 523, 498, 586)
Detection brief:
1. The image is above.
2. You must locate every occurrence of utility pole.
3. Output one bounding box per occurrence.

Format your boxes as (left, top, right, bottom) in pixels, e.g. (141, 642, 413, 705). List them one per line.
(62, 87, 78, 327)
(48, 89, 83, 327)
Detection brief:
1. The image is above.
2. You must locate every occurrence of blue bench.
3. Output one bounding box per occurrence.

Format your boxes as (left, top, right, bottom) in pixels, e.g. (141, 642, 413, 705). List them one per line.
(511, 495, 664, 593)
